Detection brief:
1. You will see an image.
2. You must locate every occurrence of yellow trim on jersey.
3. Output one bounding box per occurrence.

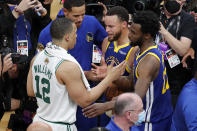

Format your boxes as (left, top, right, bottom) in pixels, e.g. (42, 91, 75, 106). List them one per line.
(135, 52, 160, 79)
(135, 57, 143, 79)
(136, 45, 157, 61)
(114, 42, 130, 53)
(147, 53, 160, 63)
(125, 47, 134, 61)
(105, 41, 111, 51)
(126, 65, 131, 74)
(125, 47, 134, 73)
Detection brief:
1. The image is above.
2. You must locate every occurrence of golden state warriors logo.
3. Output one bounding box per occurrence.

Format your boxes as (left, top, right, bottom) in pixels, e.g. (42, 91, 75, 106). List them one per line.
(86, 32, 94, 42)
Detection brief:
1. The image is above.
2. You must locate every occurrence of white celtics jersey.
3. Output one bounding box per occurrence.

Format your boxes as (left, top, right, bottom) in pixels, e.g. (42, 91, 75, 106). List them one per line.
(32, 50, 77, 124)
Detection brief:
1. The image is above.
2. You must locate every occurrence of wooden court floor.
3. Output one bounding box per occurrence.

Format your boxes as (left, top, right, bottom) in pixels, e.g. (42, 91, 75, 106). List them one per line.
(0, 1, 62, 130)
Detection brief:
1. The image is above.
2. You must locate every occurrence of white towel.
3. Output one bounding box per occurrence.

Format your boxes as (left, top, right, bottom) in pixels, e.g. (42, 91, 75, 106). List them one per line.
(45, 42, 91, 91)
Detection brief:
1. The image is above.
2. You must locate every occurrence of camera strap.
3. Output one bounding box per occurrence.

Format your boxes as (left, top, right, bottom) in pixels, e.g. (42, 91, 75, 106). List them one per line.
(166, 15, 181, 38)
(14, 16, 29, 56)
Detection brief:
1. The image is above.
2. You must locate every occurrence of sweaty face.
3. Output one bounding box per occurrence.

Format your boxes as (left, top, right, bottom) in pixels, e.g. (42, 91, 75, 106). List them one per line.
(128, 23, 143, 47)
(65, 5, 85, 28)
(104, 15, 122, 42)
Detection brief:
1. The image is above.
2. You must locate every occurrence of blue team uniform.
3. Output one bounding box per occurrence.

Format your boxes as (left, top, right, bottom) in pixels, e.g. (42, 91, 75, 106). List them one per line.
(106, 117, 132, 131)
(38, 8, 109, 131)
(132, 45, 173, 131)
(171, 78, 197, 131)
(105, 41, 133, 76)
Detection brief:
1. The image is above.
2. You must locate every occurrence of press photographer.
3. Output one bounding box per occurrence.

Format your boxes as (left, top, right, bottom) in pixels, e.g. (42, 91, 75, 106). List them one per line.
(0, 36, 38, 130)
(0, 0, 50, 130)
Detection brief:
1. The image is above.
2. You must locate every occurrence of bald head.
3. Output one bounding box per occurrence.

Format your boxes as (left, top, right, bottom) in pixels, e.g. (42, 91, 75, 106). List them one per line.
(114, 93, 142, 116)
(27, 122, 52, 131)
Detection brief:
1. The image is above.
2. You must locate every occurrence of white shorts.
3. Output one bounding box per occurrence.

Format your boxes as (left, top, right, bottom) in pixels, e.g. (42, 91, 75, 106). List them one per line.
(33, 114, 77, 131)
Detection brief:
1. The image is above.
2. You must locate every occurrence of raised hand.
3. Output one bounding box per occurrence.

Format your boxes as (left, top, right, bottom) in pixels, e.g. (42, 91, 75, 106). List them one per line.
(106, 60, 126, 82)
(91, 57, 107, 80)
(17, 0, 37, 12)
(34, 0, 47, 15)
(182, 48, 195, 68)
(2, 53, 13, 74)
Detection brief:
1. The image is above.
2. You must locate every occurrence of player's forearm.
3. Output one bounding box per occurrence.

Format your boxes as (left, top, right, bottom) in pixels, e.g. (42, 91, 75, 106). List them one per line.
(82, 76, 113, 107)
(162, 31, 190, 56)
(134, 78, 150, 99)
(105, 100, 115, 111)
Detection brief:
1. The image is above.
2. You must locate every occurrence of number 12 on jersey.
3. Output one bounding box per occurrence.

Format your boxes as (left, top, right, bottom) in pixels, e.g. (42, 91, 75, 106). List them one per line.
(35, 75, 51, 104)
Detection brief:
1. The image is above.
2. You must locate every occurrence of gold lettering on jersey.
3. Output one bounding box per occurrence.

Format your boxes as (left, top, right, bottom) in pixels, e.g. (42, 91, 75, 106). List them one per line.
(105, 56, 120, 65)
(34, 64, 52, 80)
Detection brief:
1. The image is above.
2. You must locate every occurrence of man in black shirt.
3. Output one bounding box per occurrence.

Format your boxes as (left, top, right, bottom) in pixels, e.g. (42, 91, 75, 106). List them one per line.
(160, 0, 195, 106)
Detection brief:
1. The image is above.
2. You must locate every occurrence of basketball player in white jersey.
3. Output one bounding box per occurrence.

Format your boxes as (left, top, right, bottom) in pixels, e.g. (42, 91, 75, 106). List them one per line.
(27, 17, 126, 131)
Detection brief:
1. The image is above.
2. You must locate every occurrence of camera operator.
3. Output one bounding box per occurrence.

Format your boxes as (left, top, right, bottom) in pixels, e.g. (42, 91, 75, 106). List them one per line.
(0, 0, 51, 130)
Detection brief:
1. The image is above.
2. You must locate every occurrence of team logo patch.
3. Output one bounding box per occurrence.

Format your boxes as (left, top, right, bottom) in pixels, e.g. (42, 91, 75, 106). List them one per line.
(86, 32, 94, 42)
(44, 58, 49, 64)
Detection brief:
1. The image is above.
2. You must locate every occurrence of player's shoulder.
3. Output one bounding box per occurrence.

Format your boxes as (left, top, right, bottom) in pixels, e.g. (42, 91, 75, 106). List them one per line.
(83, 15, 99, 24)
(57, 61, 81, 74)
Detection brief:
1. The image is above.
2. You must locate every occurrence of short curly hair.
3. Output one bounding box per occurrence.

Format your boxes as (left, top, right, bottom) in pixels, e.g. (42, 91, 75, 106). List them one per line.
(133, 10, 160, 39)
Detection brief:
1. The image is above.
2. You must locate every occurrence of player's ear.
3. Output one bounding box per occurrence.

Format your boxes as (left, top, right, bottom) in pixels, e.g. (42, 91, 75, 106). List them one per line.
(144, 33, 151, 40)
(64, 34, 69, 42)
(122, 21, 128, 29)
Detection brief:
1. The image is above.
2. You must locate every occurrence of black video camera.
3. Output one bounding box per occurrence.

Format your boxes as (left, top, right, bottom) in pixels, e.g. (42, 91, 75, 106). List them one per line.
(85, 0, 162, 19)
(122, 0, 162, 15)
(0, 35, 28, 64)
(0, 47, 26, 64)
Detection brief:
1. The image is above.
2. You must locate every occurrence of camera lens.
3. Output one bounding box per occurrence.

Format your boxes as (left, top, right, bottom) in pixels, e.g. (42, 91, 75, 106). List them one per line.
(134, 1, 146, 11)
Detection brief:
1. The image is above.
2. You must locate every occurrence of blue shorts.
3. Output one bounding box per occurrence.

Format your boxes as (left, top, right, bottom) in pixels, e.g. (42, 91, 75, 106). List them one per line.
(131, 115, 172, 131)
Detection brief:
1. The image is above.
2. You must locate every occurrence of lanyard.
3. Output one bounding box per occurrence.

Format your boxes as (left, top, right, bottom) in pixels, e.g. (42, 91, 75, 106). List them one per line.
(14, 16, 29, 41)
(166, 15, 181, 38)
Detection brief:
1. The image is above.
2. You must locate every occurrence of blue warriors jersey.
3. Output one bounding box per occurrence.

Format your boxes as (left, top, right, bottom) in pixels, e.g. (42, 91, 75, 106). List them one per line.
(38, 9, 107, 71)
(134, 45, 173, 123)
(105, 41, 133, 76)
